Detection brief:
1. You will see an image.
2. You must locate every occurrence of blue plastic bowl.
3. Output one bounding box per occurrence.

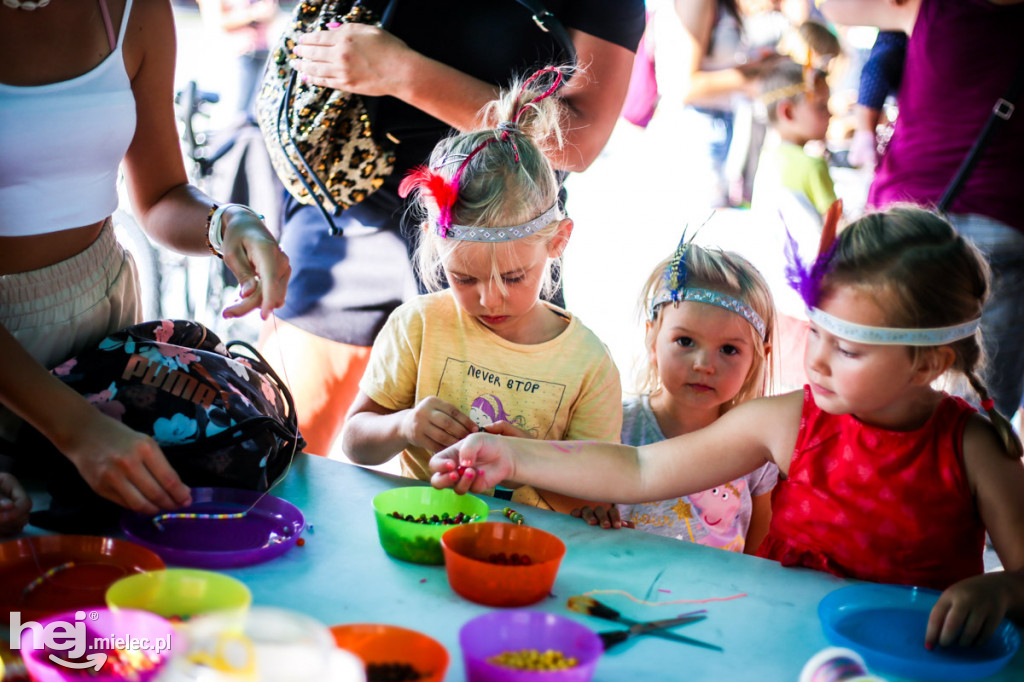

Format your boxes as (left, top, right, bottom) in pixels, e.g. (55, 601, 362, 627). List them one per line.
(818, 584, 1020, 681)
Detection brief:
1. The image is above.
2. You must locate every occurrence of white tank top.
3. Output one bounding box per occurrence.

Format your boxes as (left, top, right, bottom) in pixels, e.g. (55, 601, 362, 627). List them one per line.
(0, 0, 136, 236)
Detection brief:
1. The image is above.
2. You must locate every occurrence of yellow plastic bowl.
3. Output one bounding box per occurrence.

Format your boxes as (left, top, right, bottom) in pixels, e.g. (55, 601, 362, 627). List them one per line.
(106, 568, 251, 625)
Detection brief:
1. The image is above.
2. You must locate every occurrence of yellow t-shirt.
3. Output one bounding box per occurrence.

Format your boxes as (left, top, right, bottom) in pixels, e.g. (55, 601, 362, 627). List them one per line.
(359, 290, 623, 481)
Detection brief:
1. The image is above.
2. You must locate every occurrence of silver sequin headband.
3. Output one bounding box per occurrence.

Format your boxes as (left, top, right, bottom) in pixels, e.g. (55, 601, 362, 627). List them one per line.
(440, 204, 562, 243)
(651, 288, 768, 341)
(807, 307, 981, 346)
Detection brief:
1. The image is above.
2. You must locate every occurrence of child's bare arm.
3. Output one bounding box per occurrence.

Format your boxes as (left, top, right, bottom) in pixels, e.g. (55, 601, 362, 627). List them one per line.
(927, 415, 1024, 648)
(431, 392, 800, 503)
(342, 392, 478, 465)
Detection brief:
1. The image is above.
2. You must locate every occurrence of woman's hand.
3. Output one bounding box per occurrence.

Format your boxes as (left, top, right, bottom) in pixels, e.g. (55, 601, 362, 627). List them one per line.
(292, 23, 412, 95)
(0, 473, 31, 535)
(570, 504, 631, 530)
(927, 572, 1016, 649)
(218, 208, 291, 320)
(61, 411, 192, 515)
(401, 397, 478, 454)
(430, 432, 515, 494)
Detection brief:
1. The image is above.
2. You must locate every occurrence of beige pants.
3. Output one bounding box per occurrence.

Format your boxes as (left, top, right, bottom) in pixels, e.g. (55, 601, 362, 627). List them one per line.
(0, 222, 141, 443)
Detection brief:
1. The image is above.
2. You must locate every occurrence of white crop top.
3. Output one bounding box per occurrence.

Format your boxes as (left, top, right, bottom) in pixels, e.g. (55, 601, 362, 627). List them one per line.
(0, 0, 137, 236)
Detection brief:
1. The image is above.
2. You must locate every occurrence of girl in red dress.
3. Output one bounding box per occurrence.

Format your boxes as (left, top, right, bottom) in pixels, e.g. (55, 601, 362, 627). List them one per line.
(429, 206, 1024, 651)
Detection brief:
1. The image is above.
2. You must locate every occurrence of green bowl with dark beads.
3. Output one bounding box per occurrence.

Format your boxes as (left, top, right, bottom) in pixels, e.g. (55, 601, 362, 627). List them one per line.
(372, 486, 489, 565)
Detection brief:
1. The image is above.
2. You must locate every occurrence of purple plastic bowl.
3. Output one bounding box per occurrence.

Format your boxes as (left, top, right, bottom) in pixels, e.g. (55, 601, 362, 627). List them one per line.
(121, 487, 304, 569)
(459, 610, 602, 682)
(19, 607, 175, 682)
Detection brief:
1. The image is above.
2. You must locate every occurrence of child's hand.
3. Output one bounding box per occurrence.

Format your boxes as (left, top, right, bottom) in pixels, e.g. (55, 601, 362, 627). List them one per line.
(927, 573, 1015, 649)
(0, 473, 32, 535)
(402, 397, 478, 453)
(429, 432, 514, 494)
(570, 504, 632, 530)
(482, 420, 533, 439)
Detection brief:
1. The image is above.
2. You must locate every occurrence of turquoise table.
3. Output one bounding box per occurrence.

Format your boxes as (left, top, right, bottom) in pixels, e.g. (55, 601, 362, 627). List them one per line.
(211, 454, 1022, 682)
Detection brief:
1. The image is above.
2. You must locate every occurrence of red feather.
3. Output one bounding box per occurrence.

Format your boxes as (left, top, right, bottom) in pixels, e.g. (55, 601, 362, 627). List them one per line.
(398, 165, 459, 232)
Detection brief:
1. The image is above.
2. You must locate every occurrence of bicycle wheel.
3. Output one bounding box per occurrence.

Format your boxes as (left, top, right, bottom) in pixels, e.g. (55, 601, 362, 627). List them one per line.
(111, 209, 163, 320)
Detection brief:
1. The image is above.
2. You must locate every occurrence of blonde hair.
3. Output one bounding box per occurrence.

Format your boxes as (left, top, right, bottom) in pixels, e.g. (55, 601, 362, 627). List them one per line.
(823, 206, 1022, 458)
(412, 69, 568, 298)
(636, 244, 776, 413)
(760, 59, 826, 124)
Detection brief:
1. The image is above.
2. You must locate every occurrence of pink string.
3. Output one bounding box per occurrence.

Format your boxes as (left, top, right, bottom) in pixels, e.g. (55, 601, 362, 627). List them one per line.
(582, 589, 748, 607)
(446, 66, 566, 213)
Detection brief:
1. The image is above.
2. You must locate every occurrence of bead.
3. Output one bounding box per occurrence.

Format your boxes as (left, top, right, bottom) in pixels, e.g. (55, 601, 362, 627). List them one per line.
(487, 649, 578, 671)
(390, 510, 478, 525)
(23, 561, 75, 595)
(152, 511, 248, 531)
(296, 538, 306, 547)
(502, 507, 525, 525)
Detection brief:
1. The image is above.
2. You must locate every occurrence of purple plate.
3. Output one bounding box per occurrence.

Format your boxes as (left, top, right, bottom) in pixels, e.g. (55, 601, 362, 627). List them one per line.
(121, 488, 304, 569)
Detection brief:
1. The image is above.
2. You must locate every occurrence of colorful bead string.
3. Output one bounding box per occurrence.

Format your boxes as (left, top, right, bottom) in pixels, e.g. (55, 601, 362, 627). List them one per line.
(152, 511, 247, 531)
(502, 507, 525, 525)
(23, 561, 75, 596)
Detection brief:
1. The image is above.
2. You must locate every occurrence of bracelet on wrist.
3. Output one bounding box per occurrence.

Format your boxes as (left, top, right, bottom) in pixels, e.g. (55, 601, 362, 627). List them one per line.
(205, 203, 265, 259)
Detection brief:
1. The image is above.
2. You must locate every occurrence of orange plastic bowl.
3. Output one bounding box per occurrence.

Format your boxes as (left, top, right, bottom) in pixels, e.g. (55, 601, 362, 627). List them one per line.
(330, 623, 449, 682)
(0, 535, 165, 622)
(441, 521, 566, 607)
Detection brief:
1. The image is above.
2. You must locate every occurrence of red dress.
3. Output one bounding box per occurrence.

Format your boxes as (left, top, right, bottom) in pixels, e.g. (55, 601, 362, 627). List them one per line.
(757, 388, 985, 590)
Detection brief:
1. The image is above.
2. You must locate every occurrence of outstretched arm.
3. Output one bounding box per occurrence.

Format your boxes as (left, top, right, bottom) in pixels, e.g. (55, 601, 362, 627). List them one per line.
(431, 392, 800, 504)
(122, 0, 289, 320)
(291, 23, 636, 172)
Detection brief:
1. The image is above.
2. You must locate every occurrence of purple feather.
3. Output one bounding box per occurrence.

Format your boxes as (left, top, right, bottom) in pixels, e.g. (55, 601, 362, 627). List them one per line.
(783, 226, 834, 309)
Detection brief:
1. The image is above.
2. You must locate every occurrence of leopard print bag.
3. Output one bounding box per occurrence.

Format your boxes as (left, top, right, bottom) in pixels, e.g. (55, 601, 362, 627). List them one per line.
(256, 0, 396, 235)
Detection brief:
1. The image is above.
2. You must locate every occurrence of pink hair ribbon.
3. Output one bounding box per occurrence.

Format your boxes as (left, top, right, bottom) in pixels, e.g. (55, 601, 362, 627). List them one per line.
(397, 66, 566, 236)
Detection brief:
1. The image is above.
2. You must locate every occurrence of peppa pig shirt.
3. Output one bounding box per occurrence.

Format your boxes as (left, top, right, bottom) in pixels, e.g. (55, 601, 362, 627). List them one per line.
(615, 395, 778, 551)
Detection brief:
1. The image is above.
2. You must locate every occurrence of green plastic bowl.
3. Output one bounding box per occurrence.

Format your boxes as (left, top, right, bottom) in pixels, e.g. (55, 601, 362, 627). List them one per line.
(372, 486, 489, 564)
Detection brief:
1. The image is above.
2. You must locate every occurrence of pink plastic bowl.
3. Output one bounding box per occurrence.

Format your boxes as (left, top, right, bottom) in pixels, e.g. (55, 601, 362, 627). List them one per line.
(19, 607, 175, 682)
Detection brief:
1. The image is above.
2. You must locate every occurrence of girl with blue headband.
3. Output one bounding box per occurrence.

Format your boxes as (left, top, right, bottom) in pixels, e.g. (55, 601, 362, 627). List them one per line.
(431, 205, 1024, 649)
(571, 240, 779, 555)
(341, 68, 621, 514)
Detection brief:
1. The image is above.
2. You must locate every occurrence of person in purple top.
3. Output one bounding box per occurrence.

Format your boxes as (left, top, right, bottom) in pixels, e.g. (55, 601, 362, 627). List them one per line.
(822, 0, 1024, 420)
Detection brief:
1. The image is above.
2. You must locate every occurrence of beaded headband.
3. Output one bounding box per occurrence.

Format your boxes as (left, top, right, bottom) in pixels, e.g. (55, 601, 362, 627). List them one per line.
(397, 67, 565, 239)
(786, 201, 982, 346)
(441, 203, 562, 243)
(649, 235, 768, 341)
(807, 307, 982, 346)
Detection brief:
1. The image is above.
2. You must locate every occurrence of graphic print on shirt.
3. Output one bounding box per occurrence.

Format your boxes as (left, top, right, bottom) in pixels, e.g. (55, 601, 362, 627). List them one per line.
(627, 480, 747, 552)
(436, 358, 566, 439)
